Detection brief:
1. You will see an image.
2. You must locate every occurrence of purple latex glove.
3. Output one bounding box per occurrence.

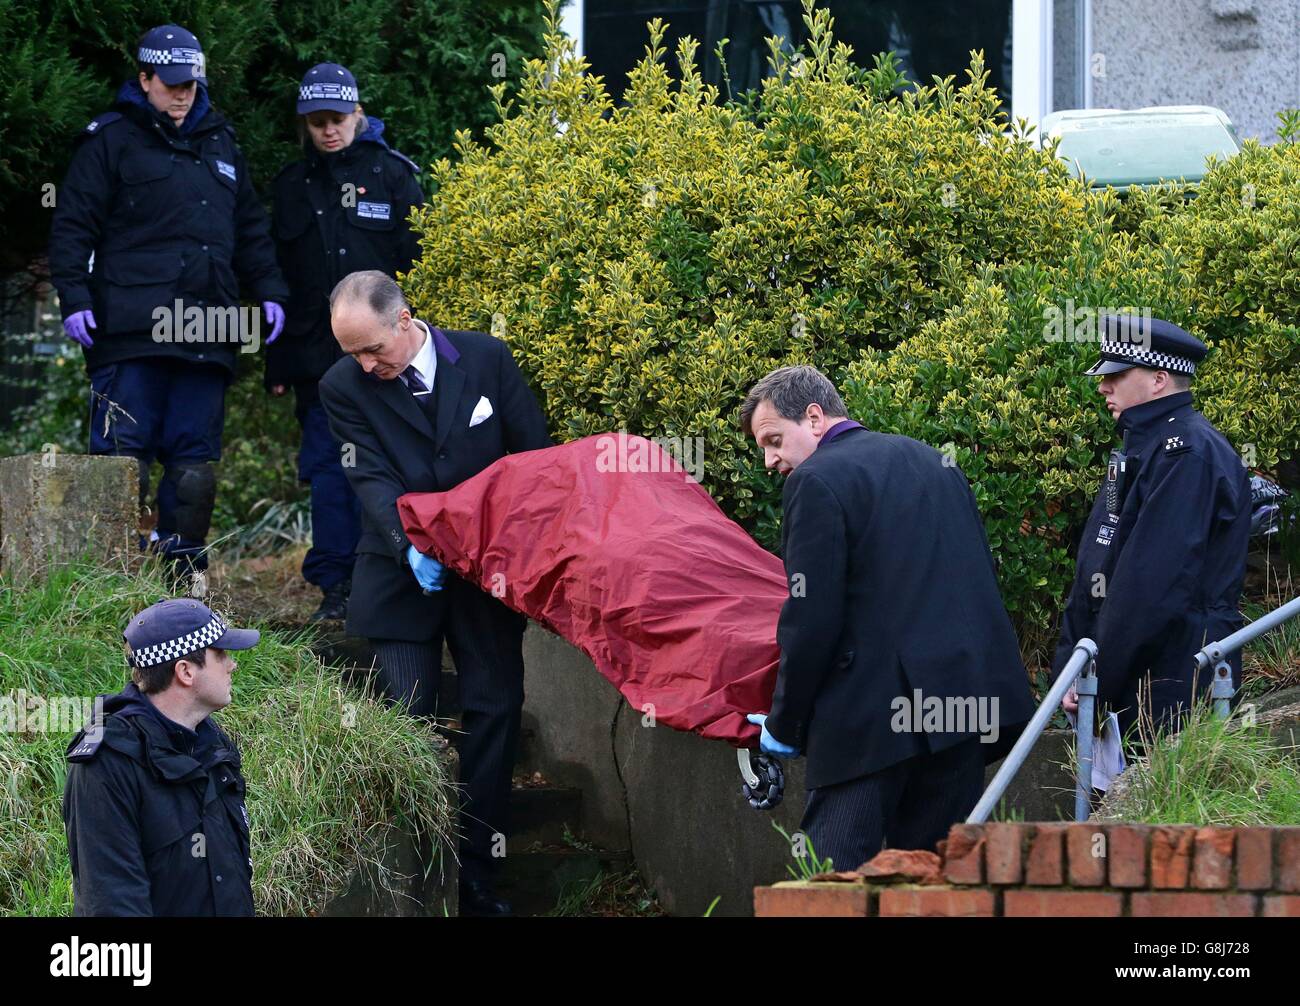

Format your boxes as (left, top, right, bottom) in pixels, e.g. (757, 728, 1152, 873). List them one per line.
(64, 309, 97, 348)
(263, 301, 285, 344)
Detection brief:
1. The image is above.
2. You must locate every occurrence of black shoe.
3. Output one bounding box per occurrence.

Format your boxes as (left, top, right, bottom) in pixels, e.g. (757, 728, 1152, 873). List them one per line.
(309, 580, 350, 622)
(459, 879, 513, 917)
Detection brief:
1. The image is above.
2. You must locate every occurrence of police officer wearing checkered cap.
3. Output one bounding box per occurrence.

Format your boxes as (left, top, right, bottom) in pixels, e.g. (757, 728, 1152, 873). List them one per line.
(1053, 315, 1251, 746)
(62, 599, 261, 915)
(265, 63, 425, 622)
(48, 25, 289, 587)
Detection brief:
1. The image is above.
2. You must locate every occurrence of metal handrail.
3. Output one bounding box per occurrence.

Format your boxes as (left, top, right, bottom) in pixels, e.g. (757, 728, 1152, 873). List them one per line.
(967, 638, 1098, 824)
(968, 594, 1300, 826)
(1194, 595, 1300, 717)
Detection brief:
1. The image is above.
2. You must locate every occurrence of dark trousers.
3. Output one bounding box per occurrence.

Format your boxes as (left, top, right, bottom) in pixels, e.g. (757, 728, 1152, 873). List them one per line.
(371, 578, 527, 885)
(88, 358, 226, 571)
(295, 399, 361, 590)
(800, 737, 985, 872)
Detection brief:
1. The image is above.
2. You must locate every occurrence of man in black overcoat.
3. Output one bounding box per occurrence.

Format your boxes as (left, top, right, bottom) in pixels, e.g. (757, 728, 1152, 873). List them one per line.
(741, 365, 1034, 871)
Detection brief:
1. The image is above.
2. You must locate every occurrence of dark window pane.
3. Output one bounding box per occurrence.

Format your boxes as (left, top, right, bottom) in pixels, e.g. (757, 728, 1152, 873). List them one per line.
(585, 1, 1014, 108)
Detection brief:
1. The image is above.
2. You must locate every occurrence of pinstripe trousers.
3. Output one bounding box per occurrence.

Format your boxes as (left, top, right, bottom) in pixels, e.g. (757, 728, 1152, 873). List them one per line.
(800, 737, 985, 873)
(371, 577, 527, 886)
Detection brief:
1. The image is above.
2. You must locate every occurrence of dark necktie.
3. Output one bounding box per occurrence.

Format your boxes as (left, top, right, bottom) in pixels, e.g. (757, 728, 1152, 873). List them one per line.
(400, 363, 437, 436)
(400, 364, 428, 394)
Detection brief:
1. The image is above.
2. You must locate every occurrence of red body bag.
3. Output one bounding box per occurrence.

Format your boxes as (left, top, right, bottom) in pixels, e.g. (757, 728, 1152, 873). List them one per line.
(397, 434, 784, 746)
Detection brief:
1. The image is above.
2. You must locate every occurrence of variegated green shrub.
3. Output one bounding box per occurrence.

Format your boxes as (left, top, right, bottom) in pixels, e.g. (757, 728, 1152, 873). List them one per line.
(1137, 137, 1300, 467)
(404, 0, 1297, 653)
(404, 0, 1093, 545)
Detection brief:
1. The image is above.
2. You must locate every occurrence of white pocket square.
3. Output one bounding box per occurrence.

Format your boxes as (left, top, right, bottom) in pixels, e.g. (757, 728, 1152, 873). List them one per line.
(468, 396, 494, 427)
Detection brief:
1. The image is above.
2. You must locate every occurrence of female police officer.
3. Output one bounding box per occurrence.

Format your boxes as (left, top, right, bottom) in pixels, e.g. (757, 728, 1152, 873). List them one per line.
(265, 63, 425, 622)
(49, 25, 288, 589)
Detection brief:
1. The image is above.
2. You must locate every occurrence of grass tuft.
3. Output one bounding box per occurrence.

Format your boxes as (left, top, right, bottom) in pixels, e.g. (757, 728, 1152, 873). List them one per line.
(1101, 700, 1300, 826)
(0, 556, 453, 916)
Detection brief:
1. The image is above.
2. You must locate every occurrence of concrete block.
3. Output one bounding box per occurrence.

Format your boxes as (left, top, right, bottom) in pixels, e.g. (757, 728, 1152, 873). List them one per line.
(0, 453, 138, 583)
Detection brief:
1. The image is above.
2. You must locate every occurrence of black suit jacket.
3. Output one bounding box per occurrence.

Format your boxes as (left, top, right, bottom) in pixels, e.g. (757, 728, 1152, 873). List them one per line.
(318, 323, 552, 639)
(767, 426, 1035, 789)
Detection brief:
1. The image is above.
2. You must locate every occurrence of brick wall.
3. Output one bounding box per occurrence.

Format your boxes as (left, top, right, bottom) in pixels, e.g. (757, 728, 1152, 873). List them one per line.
(754, 823, 1300, 917)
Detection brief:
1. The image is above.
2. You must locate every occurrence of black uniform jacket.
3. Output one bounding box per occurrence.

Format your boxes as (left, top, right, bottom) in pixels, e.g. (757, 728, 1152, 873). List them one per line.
(318, 325, 552, 640)
(48, 81, 287, 376)
(62, 683, 253, 917)
(767, 425, 1035, 790)
(267, 117, 424, 395)
(1051, 391, 1250, 738)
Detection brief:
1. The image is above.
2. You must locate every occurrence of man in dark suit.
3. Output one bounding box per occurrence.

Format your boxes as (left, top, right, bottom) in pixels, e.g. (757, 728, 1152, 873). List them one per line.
(741, 366, 1034, 872)
(319, 270, 551, 916)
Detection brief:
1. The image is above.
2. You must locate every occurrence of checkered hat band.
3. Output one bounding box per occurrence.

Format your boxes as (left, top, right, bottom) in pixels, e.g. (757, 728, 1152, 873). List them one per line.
(128, 614, 227, 668)
(138, 46, 203, 67)
(1100, 340, 1196, 374)
(299, 83, 359, 102)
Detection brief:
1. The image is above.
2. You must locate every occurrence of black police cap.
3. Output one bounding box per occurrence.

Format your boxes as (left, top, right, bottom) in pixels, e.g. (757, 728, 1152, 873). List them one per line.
(1084, 315, 1208, 377)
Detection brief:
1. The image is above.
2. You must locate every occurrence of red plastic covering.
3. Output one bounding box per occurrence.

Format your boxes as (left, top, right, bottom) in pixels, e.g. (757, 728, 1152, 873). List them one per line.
(396, 434, 784, 746)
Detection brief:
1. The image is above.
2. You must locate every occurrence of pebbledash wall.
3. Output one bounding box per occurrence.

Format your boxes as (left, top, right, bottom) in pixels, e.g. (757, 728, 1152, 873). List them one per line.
(754, 823, 1300, 917)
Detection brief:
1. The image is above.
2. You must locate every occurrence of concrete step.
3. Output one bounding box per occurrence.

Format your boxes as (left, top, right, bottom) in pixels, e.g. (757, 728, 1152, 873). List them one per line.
(495, 847, 633, 917)
(509, 784, 584, 849)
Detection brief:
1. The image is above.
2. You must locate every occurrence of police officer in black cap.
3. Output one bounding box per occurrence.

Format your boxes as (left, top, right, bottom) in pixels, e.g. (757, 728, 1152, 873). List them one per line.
(49, 24, 289, 586)
(62, 599, 261, 916)
(266, 63, 425, 621)
(1054, 315, 1251, 744)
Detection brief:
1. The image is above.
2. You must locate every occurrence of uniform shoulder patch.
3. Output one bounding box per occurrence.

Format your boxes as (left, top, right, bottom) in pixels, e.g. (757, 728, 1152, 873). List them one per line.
(66, 714, 138, 763)
(66, 725, 107, 762)
(386, 147, 420, 174)
(82, 111, 123, 135)
(1163, 433, 1191, 454)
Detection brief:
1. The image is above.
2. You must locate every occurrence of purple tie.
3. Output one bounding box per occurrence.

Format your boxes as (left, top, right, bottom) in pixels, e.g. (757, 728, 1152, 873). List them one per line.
(400, 364, 428, 394)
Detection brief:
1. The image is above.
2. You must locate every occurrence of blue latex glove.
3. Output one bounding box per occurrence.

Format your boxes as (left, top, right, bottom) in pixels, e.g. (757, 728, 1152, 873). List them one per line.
(746, 713, 800, 758)
(263, 301, 285, 344)
(406, 544, 445, 592)
(64, 309, 97, 348)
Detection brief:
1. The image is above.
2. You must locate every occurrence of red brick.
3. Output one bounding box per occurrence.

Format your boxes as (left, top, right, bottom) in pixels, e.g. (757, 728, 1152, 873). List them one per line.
(879, 887, 995, 917)
(1235, 828, 1273, 890)
(1278, 828, 1300, 893)
(1067, 823, 1107, 887)
(1106, 825, 1148, 888)
(1150, 827, 1195, 889)
(1004, 890, 1124, 917)
(1191, 828, 1234, 890)
(943, 824, 985, 885)
(1025, 824, 1066, 886)
(1262, 896, 1300, 917)
(985, 823, 1023, 885)
(1131, 893, 1255, 917)
(754, 883, 871, 917)
(857, 848, 943, 885)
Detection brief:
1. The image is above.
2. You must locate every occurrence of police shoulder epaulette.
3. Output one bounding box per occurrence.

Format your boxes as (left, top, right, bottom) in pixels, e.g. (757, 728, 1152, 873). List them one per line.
(1162, 416, 1193, 456)
(82, 111, 123, 136)
(66, 726, 107, 762)
(66, 712, 141, 763)
(386, 147, 420, 174)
